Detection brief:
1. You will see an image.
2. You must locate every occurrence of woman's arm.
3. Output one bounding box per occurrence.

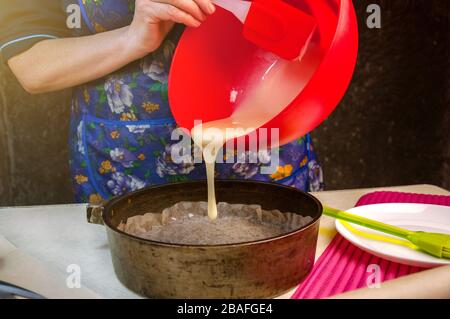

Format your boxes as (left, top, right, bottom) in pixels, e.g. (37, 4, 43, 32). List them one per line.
(9, 27, 145, 94)
(7, 0, 216, 94)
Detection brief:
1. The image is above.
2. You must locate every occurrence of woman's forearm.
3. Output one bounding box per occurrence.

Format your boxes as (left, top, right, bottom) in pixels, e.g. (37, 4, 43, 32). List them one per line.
(8, 26, 149, 94)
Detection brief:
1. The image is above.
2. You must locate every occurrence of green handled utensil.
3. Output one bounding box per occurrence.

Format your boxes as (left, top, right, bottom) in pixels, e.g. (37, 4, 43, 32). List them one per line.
(323, 206, 450, 259)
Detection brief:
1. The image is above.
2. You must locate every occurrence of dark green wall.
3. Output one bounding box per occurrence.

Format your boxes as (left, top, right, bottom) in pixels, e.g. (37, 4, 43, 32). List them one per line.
(0, 0, 448, 206)
(0, 66, 73, 205)
(312, 0, 449, 190)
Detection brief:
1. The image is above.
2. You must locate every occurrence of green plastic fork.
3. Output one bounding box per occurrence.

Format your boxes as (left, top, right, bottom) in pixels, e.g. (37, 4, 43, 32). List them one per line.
(323, 206, 450, 259)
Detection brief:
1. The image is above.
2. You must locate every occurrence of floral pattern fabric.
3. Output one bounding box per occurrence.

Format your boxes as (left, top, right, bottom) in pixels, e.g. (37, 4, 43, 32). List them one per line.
(69, 0, 324, 204)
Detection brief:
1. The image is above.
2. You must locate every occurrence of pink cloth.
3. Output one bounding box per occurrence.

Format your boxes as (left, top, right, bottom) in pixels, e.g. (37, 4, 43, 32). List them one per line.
(292, 191, 450, 299)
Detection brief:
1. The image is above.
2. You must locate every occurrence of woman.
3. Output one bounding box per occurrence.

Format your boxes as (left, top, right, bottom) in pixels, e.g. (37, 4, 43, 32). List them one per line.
(0, 0, 323, 204)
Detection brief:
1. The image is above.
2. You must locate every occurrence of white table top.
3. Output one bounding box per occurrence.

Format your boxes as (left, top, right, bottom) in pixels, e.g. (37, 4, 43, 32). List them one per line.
(0, 184, 448, 299)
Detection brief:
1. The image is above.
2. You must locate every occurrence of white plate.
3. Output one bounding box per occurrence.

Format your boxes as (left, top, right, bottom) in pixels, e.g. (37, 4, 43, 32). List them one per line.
(335, 203, 450, 268)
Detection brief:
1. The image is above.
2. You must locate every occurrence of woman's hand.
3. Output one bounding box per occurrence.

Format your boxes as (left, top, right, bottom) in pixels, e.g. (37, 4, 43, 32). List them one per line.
(8, 0, 217, 93)
(126, 0, 216, 59)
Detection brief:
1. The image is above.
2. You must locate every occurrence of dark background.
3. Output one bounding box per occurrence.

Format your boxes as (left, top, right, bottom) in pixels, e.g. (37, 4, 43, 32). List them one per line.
(0, 0, 448, 206)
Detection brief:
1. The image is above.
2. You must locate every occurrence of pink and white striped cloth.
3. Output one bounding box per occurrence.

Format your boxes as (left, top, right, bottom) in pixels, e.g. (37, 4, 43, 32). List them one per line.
(292, 191, 450, 299)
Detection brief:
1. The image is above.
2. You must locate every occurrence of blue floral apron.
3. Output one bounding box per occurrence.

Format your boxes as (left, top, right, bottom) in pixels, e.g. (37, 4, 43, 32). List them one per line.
(69, 0, 324, 204)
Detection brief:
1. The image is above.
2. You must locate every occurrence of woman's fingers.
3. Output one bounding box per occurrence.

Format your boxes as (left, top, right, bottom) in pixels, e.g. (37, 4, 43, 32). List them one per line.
(193, 0, 216, 15)
(152, 2, 202, 27)
(152, 0, 207, 22)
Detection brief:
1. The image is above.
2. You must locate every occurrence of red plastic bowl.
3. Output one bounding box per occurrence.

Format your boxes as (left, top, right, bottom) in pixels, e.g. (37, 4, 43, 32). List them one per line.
(168, 0, 358, 147)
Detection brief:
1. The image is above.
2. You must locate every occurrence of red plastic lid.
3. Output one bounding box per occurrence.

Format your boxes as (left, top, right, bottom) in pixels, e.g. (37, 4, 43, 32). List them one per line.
(168, 0, 358, 147)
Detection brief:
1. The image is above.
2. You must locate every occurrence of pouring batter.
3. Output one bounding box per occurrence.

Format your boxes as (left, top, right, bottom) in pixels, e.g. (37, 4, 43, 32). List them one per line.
(192, 45, 323, 219)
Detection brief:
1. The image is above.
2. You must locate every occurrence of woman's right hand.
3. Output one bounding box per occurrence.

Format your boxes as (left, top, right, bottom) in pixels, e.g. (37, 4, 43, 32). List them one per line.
(8, 0, 217, 93)
(126, 0, 216, 59)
